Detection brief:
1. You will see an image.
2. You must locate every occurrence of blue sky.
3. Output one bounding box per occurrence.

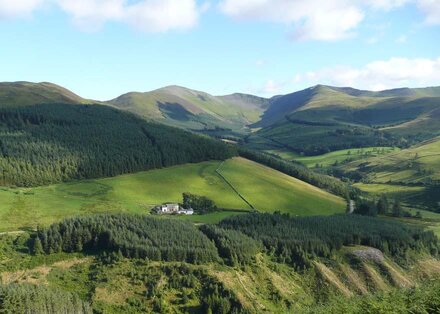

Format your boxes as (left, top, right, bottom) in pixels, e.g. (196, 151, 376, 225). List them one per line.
(1, 0, 440, 100)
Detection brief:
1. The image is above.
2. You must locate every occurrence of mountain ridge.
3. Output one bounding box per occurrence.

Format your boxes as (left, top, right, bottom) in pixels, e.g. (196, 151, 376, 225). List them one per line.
(2, 81, 440, 149)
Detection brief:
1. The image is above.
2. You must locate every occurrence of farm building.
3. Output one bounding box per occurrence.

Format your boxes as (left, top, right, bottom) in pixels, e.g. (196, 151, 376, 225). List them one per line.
(153, 203, 194, 215)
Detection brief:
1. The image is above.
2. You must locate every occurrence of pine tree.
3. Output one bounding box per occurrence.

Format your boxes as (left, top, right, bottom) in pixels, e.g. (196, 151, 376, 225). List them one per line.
(392, 200, 403, 217)
(376, 195, 389, 215)
(33, 237, 44, 255)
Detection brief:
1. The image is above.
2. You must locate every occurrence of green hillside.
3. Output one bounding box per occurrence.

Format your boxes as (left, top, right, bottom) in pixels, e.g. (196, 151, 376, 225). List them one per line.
(0, 81, 90, 107)
(343, 137, 440, 184)
(1, 213, 439, 313)
(0, 158, 345, 232)
(272, 146, 400, 168)
(0, 103, 235, 186)
(338, 138, 440, 211)
(109, 86, 268, 135)
(247, 85, 440, 156)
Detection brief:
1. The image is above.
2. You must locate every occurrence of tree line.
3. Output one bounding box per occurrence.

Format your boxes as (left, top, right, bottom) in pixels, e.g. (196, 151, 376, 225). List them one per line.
(183, 192, 218, 214)
(32, 211, 438, 271)
(33, 214, 219, 264)
(0, 104, 236, 187)
(217, 213, 439, 269)
(200, 224, 262, 266)
(0, 284, 91, 313)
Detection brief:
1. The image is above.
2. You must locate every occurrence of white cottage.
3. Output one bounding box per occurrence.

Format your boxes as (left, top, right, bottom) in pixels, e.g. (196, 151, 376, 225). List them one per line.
(153, 204, 193, 215)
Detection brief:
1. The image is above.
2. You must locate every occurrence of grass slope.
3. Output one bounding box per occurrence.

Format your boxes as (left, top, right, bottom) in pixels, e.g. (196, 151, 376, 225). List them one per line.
(268, 147, 399, 168)
(340, 138, 440, 211)
(0, 158, 344, 232)
(109, 86, 268, 134)
(0, 81, 90, 107)
(248, 85, 440, 155)
(344, 137, 440, 184)
(218, 158, 345, 215)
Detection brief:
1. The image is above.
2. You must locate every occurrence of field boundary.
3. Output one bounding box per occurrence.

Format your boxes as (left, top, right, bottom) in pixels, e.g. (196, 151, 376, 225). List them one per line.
(215, 161, 255, 210)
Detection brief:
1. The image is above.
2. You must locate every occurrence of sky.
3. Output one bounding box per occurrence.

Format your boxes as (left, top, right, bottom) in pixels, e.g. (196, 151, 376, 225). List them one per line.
(1, 0, 440, 100)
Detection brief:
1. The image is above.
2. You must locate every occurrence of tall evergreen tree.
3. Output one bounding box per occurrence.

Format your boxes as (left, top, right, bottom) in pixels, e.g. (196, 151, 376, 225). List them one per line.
(392, 200, 403, 217)
(376, 195, 389, 215)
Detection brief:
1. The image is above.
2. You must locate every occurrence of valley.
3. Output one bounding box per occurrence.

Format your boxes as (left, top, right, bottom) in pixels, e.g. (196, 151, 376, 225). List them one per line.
(2, 4, 440, 312)
(1, 81, 440, 313)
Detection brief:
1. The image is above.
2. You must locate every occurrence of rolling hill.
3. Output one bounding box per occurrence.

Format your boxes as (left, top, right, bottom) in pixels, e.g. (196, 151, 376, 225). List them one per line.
(0, 81, 89, 107)
(0, 157, 345, 232)
(342, 137, 440, 185)
(337, 137, 440, 211)
(245, 85, 440, 155)
(2, 81, 440, 162)
(108, 85, 269, 135)
(0, 103, 235, 187)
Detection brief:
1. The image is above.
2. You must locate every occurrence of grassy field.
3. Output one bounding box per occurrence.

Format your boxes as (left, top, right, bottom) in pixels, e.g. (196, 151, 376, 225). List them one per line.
(343, 137, 440, 184)
(355, 182, 440, 237)
(218, 158, 345, 216)
(268, 147, 399, 168)
(0, 158, 345, 232)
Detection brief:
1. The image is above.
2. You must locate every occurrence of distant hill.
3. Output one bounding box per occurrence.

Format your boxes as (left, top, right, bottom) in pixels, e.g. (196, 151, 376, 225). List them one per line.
(246, 85, 440, 155)
(337, 137, 440, 211)
(342, 137, 440, 185)
(2, 81, 440, 156)
(257, 85, 440, 127)
(108, 86, 269, 135)
(0, 81, 90, 107)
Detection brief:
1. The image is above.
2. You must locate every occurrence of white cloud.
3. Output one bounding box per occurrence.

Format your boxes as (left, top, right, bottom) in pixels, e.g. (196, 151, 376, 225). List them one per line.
(0, 0, 43, 18)
(220, 0, 365, 41)
(56, 0, 124, 30)
(366, 0, 411, 10)
(218, 0, 439, 41)
(0, 0, 201, 32)
(417, 0, 440, 25)
(298, 57, 440, 90)
(58, 0, 200, 32)
(124, 0, 199, 32)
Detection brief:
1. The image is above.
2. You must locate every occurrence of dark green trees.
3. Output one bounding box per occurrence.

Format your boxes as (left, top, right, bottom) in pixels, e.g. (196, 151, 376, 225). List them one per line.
(182, 192, 217, 213)
(0, 284, 91, 313)
(392, 200, 403, 217)
(218, 213, 439, 267)
(377, 195, 390, 215)
(0, 104, 236, 187)
(354, 199, 378, 217)
(200, 224, 262, 265)
(34, 214, 219, 263)
(32, 237, 44, 255)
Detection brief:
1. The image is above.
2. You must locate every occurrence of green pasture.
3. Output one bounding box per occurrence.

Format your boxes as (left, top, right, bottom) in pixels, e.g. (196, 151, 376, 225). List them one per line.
(218, 158, 345, 216)
(0, 158, 345, 232)
(344, 137, 440, 184)
(268, 147, 399, 168)
(296, 147, 399, 168)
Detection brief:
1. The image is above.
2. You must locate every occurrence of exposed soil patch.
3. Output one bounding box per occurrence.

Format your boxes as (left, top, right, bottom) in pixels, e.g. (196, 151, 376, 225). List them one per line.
(352, 248, 384, 263)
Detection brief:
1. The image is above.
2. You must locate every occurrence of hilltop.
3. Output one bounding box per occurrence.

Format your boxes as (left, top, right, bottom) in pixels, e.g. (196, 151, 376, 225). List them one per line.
(108, 85, 269, 135)
(245, 85, 440, 155)
(0, 81, 90, 107)
(2, 81, 440, 156)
